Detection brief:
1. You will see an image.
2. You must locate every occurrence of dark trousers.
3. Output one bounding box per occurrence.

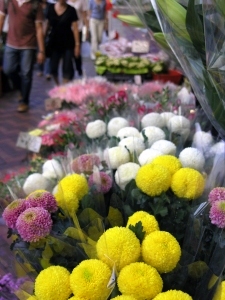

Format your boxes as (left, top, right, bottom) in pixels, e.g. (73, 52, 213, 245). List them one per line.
(74, 31, 83, 75)
(50, 48, 74, 80)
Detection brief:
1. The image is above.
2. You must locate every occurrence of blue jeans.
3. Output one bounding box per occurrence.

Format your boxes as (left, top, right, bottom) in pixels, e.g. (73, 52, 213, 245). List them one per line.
(50, 48, 74, 80)
(3, 46, 36, 105)
(38, 57, 51, 75)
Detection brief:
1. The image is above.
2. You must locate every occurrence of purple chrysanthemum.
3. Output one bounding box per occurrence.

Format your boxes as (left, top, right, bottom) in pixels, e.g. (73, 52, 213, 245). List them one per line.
(26, 190, 58, 213)
(208, 187, 225, 205)
(209, 200, 225, 228)
(2, 199, 27, 229)
(16, 207, 53, 242)
(71, 154, 101, 174)
(88, 171, 112, 194)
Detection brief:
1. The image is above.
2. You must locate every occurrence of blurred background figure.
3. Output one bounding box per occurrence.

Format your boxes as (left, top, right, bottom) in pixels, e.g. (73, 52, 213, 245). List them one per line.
(68, 0, 89, 77)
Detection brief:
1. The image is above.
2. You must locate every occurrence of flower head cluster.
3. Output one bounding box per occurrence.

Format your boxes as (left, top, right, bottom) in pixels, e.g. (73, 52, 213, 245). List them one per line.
(23, 173, 51, 196)
(117, 262, 163, 300)
(127, 211, 159, 236)
(107, 117, 129, 137)
(138, 148, 162, 166)
(105, 146, 130, 169)
(42, 159, 64, 180)
(153, 290, 193, 300)
(16, 207, 52, 242)
(141, 126, 166, 147)
(151, 140, 176, 155)
(71, 154, 101, 174)
(152, 155, 181, 175)
(115, 162, 140, 190)
(119, 137, 145, 156)
(34, 265, 71, 300)
(26, 190, 58, 213)
(141, 112, 164, 128)
(111, 296, 137, 300)
(192, 130, 213, 154)
(167, 116, 190, 139)
(85, 120, 107, 139)
(213, 281, 225, 300)
(2, 199, 26, 229)
(142, 231, 181, 273)
(179, 147, 205, 172)
(96, 227, 140, 271)
(208, 187, 225, 204)
(88, 171, 112, 193)
(160, 112, 175, 127)
(209, 200, 225, 228)
(117, 127, 140, 139)
(70, 259, 111, 300)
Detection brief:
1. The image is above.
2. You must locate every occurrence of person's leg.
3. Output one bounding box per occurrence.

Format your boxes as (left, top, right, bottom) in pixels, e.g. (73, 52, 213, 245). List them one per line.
(74, 31, 83, 76)
(3, 46, 21, 92)
(50, 51, 61, 85)
(90, 18, 98, 60)
(44, 57, 51, 80)
(97, 19, 105, 48)
(62, 48, 74, 83)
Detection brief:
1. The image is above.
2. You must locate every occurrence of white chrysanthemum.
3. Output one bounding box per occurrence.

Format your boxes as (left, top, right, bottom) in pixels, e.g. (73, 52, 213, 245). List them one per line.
(167, 116, 191, 138)
(138, 149, 162, 166)
(141, 112, 164, 129)
(160, 112, 175, 127)
(177, 87, 196, 105)
(192, 131, 213, 154)
(209, 141, 225, 156)
(151, 140, 176, 155)
(115, 162, 140, 190)
(179, 147, 205, 171)
(23, 173, 52, 196)
(141, 126, 166, 147)
(86, 120, 107, 139)
(42, 159, 64, 180)
(119, 137, 145, 156)
(117, 127, 140, 140)
(104, 146, 130, 169)
(107, 117, 129, 137)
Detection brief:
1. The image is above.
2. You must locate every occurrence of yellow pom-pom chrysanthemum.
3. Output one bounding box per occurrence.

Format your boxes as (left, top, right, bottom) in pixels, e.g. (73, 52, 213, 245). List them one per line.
(117, 262, 163, 300)
(151, 155, 182, 175)
(112, 296, 138, 300)
(153, 290, 193, 300)
(171, 168, 205, 200)
(135, 164, 171, 197)
(54, 174, 89, 214)
(142, 231, 181, 273)
(70, 259, 111, 300)
(213, 281, 225, 300)
(127, 211, 159, 236)
(96, 227, 141, 271)
(34, 265, 71, 300)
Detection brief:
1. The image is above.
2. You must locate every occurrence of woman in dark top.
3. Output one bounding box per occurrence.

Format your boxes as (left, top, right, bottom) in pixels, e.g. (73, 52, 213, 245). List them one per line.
(46, 0, 80, 85)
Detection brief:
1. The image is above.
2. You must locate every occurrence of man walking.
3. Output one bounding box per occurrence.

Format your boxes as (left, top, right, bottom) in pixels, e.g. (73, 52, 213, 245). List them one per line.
(0, 0, 45, 112)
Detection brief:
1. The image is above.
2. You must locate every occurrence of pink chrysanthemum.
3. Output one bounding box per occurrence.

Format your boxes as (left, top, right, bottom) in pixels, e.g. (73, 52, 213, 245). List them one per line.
(16, 207, 53, 242)
(208, 187, 225, 205)
(88, 172, 112, 194)
(71, 154, 101, 174)
(209, 200, 225, 228)
(2, 199, 27, 229)
(26, 190, 58, 213)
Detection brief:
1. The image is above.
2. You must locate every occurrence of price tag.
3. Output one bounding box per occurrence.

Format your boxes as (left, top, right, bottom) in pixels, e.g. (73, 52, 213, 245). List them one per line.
(45, 97, 62, 111)
(16, 132, 42, 153)
(134, 75, 142, 85)
(131, 40, 150, 53)
(16, 132, 30, 149)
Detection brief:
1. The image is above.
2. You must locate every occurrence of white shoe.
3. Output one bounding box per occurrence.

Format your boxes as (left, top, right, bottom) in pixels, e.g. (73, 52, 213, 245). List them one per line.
(90, 53, 96, 60)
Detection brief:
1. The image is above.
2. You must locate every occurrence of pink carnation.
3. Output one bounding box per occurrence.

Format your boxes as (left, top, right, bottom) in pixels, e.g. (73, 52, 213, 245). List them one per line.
(208, 187, 225, 205)
(26, 190, 58, 213)
(2, 199, 27, 229)
(71, 154, 101, 174)
(88, 172, 112, 194)
(209, 200, 225, 228)
(16, 207, 53, 242)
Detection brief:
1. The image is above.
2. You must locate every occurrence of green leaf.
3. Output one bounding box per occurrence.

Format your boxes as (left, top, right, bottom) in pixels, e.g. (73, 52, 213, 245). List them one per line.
(128, 221, 146, 242)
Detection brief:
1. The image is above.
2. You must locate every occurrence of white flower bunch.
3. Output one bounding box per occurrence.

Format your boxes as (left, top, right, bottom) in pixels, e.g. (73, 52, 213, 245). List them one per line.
(160, 112, 175, 127)
(119, 137, 145, 156)
(86, 120, 107, 139)
(104, 146, 130, 169)
(42, 159, 64, 180)
(177, 87, 196, 105)
(138, 148, 162, 166)
(179, 147, 205, 171)
(23, 173, 53, 196)
(107, 117, 129, 137)
(141, 112, 164, 129)
(141, 126, 166, 147)
(151, 140, 176, 155)
(115, 162, 140, 190)
(192, 130, 213, 155)
(117, 127, 140, 140)
(167, 115, 191, 139)
(209, 141, 225, 157)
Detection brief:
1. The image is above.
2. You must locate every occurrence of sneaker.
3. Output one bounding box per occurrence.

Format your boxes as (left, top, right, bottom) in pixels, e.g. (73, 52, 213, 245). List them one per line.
(46, 74, 51, 80)
(17, 104, 29, 113)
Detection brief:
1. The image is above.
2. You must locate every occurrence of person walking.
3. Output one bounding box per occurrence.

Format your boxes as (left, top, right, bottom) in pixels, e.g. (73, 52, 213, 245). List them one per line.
(0, 0, 45, 112)
(89, 0, 107, 60)
(45, 0, 80, 85)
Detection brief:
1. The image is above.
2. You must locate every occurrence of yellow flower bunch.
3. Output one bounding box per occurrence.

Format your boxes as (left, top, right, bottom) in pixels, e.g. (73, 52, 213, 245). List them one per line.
(111, 296, 137, 300)
(142, 231, 181, 273)
(54, 174, 89, 215)
(135, 164, 171, 197)
(70, 259, 111, 300)
(213, 281, 225, 300)
(126, 211, 159, 236)
(152, 155, 182, 175)
(171, 168, 205, 200)
(153, 290, 193, 299)
(117, 262, 163, 300)
(34, 265, 71, 300)
(96, 227, 141, 271)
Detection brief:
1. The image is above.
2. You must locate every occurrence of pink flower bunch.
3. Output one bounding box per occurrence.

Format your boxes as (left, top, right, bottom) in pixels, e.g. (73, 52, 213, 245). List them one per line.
(26, 190, 58, 213)
(209, 187, 225, 228)
(71, 154, 101, 174)
(2, 199, 27, 229)
(88, 171, 113, 194)
(138, 81, 164, 98)
(41, 129, 66, 146)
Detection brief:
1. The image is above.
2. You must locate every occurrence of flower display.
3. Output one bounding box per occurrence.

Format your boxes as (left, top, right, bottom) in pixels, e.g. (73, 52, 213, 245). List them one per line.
(142, 231, 181, 273)
(115, 162, 140, 190)
(117, 262, 163, 300)
(119, 137, 145, 156)
(178, 147, 205, 171)
(141, 126, 166, 147)
(208, 187, 225, 205)
(141, 112, 164, 128)
(153, 290, 193, 300)
(96, 227, 141, 271)
(160, 112, 175, 127)
(127, 211, 159, 236)
(16, 207, 52, 242)
(88, 171, 113, 193)
(136, 164, 171, 197)
(209, 200, 225, 228)
(2, 199, 26, 229)
(171, 168, 205, 200)
(34, 265, 71, 300)
(107, 117, 129, 137)
(25, 190, 58, 213)
(151, 155, 182, 175)
(104, 146, 130, 169)
(117, 127, 140, 139)
(167, 115, 191, 139)
(70, 259, 111, 300)
(71, 154, 101, 174)
(138, 148, 162, 166)
(85, 120, 107, 139)
(23, 173, 52, 196)
(42, 159, 64, 180)
(151, 140, 176, 155)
